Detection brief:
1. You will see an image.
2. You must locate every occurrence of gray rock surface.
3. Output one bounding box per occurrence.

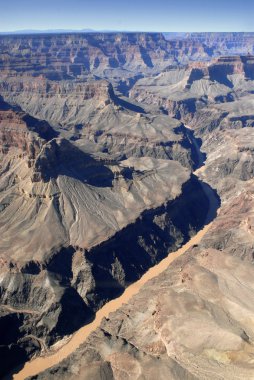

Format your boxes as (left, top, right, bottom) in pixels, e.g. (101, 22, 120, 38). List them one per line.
(0, 79, 211, 378)
(1, 32, 254, 380)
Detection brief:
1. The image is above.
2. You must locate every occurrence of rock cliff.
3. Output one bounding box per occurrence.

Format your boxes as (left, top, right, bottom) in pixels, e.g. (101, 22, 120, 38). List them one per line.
(1, 33, 254, 380)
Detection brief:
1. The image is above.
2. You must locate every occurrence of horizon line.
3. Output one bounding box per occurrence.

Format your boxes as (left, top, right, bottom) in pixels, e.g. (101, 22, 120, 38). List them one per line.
(0, 29, 254, 35)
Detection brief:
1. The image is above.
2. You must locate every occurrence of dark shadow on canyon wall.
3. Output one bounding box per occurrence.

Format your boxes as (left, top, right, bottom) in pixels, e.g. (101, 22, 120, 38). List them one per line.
(4, 174, 221, 379)
(34, 139, 114, 187)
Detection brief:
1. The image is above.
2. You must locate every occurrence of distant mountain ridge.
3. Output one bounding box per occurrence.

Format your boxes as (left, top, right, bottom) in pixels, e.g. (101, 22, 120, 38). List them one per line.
(0, 29, 141, 35)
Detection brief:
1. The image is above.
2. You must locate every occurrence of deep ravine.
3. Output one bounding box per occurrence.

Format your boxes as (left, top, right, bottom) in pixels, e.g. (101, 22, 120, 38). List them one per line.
(8, 123, 221, 380)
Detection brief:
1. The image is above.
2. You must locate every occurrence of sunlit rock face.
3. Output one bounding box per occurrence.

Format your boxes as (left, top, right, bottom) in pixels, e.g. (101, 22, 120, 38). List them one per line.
(1, 32, 254, 380)
(0, 77, 210, 378)
(0, 32, 216, 78)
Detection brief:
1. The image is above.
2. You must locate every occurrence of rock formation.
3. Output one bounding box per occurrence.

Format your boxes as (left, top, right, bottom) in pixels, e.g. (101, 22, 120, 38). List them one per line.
(0, 80, 212, 378)
(0, 33, 254, 380)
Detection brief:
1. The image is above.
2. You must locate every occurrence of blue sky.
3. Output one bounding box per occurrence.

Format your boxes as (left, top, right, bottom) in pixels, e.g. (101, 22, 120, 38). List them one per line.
(0, 0, 253, 32)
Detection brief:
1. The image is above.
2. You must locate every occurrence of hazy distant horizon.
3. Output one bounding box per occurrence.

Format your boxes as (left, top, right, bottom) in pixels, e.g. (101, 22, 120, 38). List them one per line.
(1, 0, 253, 33)
(0, 29, 253, 36)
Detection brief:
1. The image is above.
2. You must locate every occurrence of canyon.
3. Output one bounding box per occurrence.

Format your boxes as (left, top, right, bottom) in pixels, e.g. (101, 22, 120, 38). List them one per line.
(0, 32, 254, 380)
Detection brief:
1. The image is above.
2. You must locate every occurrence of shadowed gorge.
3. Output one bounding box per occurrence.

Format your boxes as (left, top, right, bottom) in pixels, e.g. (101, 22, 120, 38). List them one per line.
(0, 31, 254, 380)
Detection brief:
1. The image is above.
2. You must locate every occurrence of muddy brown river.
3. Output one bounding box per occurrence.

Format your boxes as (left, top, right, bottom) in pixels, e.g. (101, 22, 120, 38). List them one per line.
(13, 124, 219, 379)
(13, 221, 213, 380)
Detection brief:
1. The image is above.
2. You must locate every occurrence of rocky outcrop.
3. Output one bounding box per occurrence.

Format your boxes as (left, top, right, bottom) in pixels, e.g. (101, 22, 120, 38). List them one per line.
(1, 174, 214, 379)
(0, 172, 214, 379)
(0, 97, 57, 157)
(0, 78, 114, 127)
(0, 77, 200, 171)
(165, 32, 254, 56)
(2, 31, 254, 380)
(27, 59, 254, 380)
(0, 32, 220, 81)
(131, 55, 254, 123)
(208, 55, 254, 83)
(0, 90, 217, 378)
(32, 243, 254, 380)
(186, 96, 254, 263)
(1, 32, 253, 95)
